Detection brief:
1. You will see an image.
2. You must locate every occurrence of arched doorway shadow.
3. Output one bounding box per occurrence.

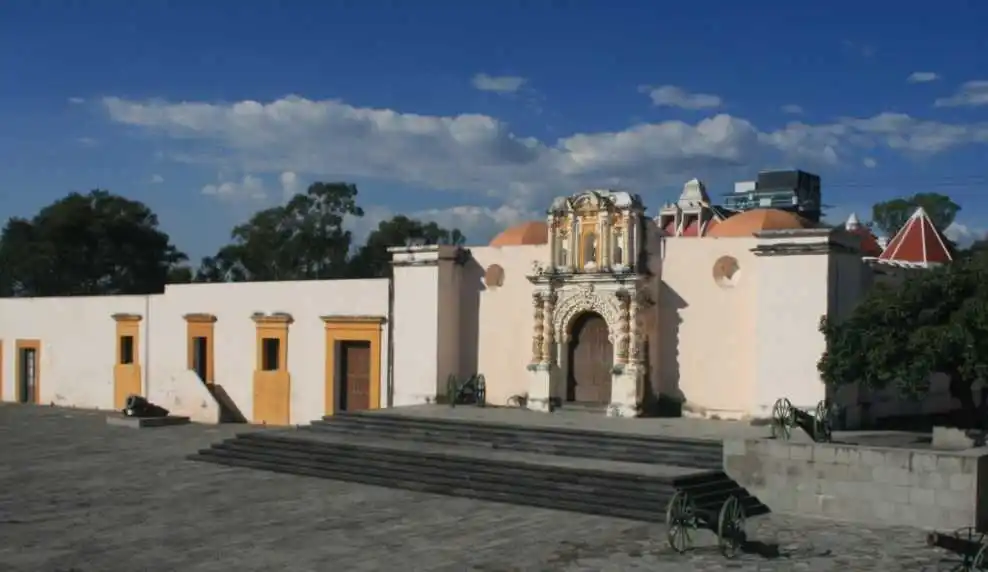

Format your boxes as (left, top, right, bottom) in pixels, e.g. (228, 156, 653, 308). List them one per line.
(566, 311, 613, 404)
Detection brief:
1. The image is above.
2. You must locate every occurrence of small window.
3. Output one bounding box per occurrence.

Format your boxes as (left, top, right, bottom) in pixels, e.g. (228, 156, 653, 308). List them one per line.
(261, 337, 281, 371)
(614, 234, 624, 265)
(119, 335, 135, 365)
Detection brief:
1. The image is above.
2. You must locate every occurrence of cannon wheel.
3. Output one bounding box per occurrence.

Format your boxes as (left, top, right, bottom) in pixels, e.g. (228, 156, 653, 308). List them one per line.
(445, 374, 458, 407)
(813, 400, 833, 442)
(665, 491, 697, 554)
(973, 540, 988, 570)
(771, 398, 794, 440)
(716, 495, 746, 559)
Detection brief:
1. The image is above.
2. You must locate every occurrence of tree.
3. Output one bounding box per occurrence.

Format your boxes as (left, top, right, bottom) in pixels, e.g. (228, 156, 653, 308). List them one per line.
(348, 215, 465, 278)
(0, 190, 187, 296)
(195, 182, 363, 282)
(871, 192, 960, 237)
(818, 252, 988, 428)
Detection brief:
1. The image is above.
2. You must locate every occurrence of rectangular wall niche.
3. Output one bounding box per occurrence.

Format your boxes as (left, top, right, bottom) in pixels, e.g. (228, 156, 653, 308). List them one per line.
(184, 314, 217, 384)
(112, 313, 143, 410)
(252, 313, 293, 425)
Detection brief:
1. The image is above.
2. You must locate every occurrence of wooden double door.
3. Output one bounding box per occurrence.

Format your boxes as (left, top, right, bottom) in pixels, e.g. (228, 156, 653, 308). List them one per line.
(566, 312, 613, 404)
(338, 341, 371, 412)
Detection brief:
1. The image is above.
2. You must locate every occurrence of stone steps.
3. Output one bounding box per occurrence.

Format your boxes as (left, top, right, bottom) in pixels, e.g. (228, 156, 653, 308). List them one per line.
(189, 422, 769, 523)
(306, 411, 724, 469)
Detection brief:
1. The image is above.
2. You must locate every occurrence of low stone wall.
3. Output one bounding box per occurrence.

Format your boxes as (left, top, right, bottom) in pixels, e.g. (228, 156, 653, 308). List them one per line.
(724, 439, 988, 530)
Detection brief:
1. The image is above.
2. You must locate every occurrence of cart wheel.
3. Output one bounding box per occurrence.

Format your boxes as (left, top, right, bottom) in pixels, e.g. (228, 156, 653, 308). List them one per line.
(716, 495, 746, 559)
(771, 398, 794, 440)
(973, 540, 988, 570)
(814, 400, 833, 442)
(665, 491, 696, 554)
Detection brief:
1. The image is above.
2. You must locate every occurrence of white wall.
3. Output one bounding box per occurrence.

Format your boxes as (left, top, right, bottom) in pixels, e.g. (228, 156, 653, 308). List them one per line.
(151, 278, 390, 425)
(390, 246, 445, 406)
(468, 244, 544, 407)
(0, 278, 391, 426)
(0, 295, 150, 409)
(658, 236, 758, 419)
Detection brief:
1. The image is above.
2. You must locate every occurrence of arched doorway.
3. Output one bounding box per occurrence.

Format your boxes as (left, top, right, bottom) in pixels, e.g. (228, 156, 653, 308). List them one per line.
(566, 312, 613, 404)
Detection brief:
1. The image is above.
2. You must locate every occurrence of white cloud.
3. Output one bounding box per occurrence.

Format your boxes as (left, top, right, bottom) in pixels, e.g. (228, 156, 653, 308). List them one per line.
(641, 85, 722, 110)
(471, 73, 527, 94)
(351, 202, 531, 246)
(101, 95, 988, 212)
(279, 171, 301, 199)
(944, 221, 985, 248)
(935, 80, 988, 108)
(149, 174, 164, 184)
(907, 72, 940, 84)
(862, 157, 877, 168)
(76, 136, 98, 147)
(68, 97, 86, 105)
(201, 174, 267, 201)
(781, 104, 804, 114)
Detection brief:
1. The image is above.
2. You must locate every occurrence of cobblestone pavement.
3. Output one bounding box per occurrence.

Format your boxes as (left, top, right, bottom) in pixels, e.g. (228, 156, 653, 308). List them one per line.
(0, 405, 962, 571)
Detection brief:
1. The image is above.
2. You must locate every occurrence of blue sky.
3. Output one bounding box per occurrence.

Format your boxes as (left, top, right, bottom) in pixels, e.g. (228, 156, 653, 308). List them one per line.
(2, 0, 987, 261)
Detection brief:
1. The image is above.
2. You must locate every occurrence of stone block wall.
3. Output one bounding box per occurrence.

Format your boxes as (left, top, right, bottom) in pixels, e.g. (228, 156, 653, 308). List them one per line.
(724, 439, 988, 530)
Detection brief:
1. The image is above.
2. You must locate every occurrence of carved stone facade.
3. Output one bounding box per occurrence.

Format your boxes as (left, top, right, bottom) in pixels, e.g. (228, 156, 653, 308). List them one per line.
(528, 189, 652, 417)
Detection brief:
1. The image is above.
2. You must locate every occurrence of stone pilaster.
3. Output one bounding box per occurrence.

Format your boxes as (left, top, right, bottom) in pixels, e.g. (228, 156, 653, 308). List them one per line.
(629, 294, 641, 365)
(616, 290, 630, 364)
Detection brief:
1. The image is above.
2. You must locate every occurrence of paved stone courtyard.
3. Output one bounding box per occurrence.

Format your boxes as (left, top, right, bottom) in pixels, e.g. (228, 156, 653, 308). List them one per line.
(0, 405, 964, 571)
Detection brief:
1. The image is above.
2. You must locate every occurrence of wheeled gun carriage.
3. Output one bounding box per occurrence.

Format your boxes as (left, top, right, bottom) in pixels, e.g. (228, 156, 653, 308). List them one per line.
(770, 397, 837, 443)
(926, 527, 988, 571)
(445, 374, 487, 407)
(665, 491, 747, 558)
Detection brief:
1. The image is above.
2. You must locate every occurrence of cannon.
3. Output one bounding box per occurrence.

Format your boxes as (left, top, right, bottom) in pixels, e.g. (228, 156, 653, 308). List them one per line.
(445, 374, 487, 407)
(926, 528, 988, 571)
(770, 398, 834, 442)
(122, 395, 168, 418)
(665, 491, 747, 558)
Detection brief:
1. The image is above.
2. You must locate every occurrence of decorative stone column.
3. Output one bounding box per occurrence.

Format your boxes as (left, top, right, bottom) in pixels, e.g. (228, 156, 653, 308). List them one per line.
(629, 294, 641, 365)
(531, 292, 544, 364)
(541, 291, 556, 364)
(616, 291, 630, 364)
(569, 217, 579, 272)
(526, 290, 553, 413)
(623, 214, 633, 268)
(547, 217, 558, 269)
(607, 288, 642, 418)
(600, 215, 611, 269)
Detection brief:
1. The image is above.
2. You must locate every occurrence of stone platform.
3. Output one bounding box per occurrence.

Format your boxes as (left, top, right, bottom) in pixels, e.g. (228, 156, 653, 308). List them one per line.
(726, 437, 988, 531)
(106, 414, 190, 428)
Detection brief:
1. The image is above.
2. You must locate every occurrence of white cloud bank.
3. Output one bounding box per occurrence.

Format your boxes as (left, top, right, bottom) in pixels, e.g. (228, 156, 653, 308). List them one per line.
(935, 80, 988, 108)
(101, 94, 988, 240)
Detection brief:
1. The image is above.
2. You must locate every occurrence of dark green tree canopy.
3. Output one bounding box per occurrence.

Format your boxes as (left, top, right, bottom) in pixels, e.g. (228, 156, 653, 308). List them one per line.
(0, 190, 186, 296)
(871, 192, 960, 237)
(195, 182, 364, 282)
(348, 215, 466, 278)
(818, 252, 988, 427)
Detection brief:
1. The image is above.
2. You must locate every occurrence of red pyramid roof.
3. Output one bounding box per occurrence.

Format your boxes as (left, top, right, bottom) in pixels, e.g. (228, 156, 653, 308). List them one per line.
(877, 207, 953, 266)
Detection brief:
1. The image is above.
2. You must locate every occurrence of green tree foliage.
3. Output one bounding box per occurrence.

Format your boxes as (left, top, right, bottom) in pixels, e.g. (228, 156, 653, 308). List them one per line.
(348, 215, 466, 278)
(818, 252, 988, 427)
(194, 182, 364, 282)
(194, 182, 464, 282)
(0, 190, 187, 296)
(871, 192, 960, 237)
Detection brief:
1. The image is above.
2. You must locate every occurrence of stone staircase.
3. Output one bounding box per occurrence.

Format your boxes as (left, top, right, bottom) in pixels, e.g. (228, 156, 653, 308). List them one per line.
(189, 410, 769, 522)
